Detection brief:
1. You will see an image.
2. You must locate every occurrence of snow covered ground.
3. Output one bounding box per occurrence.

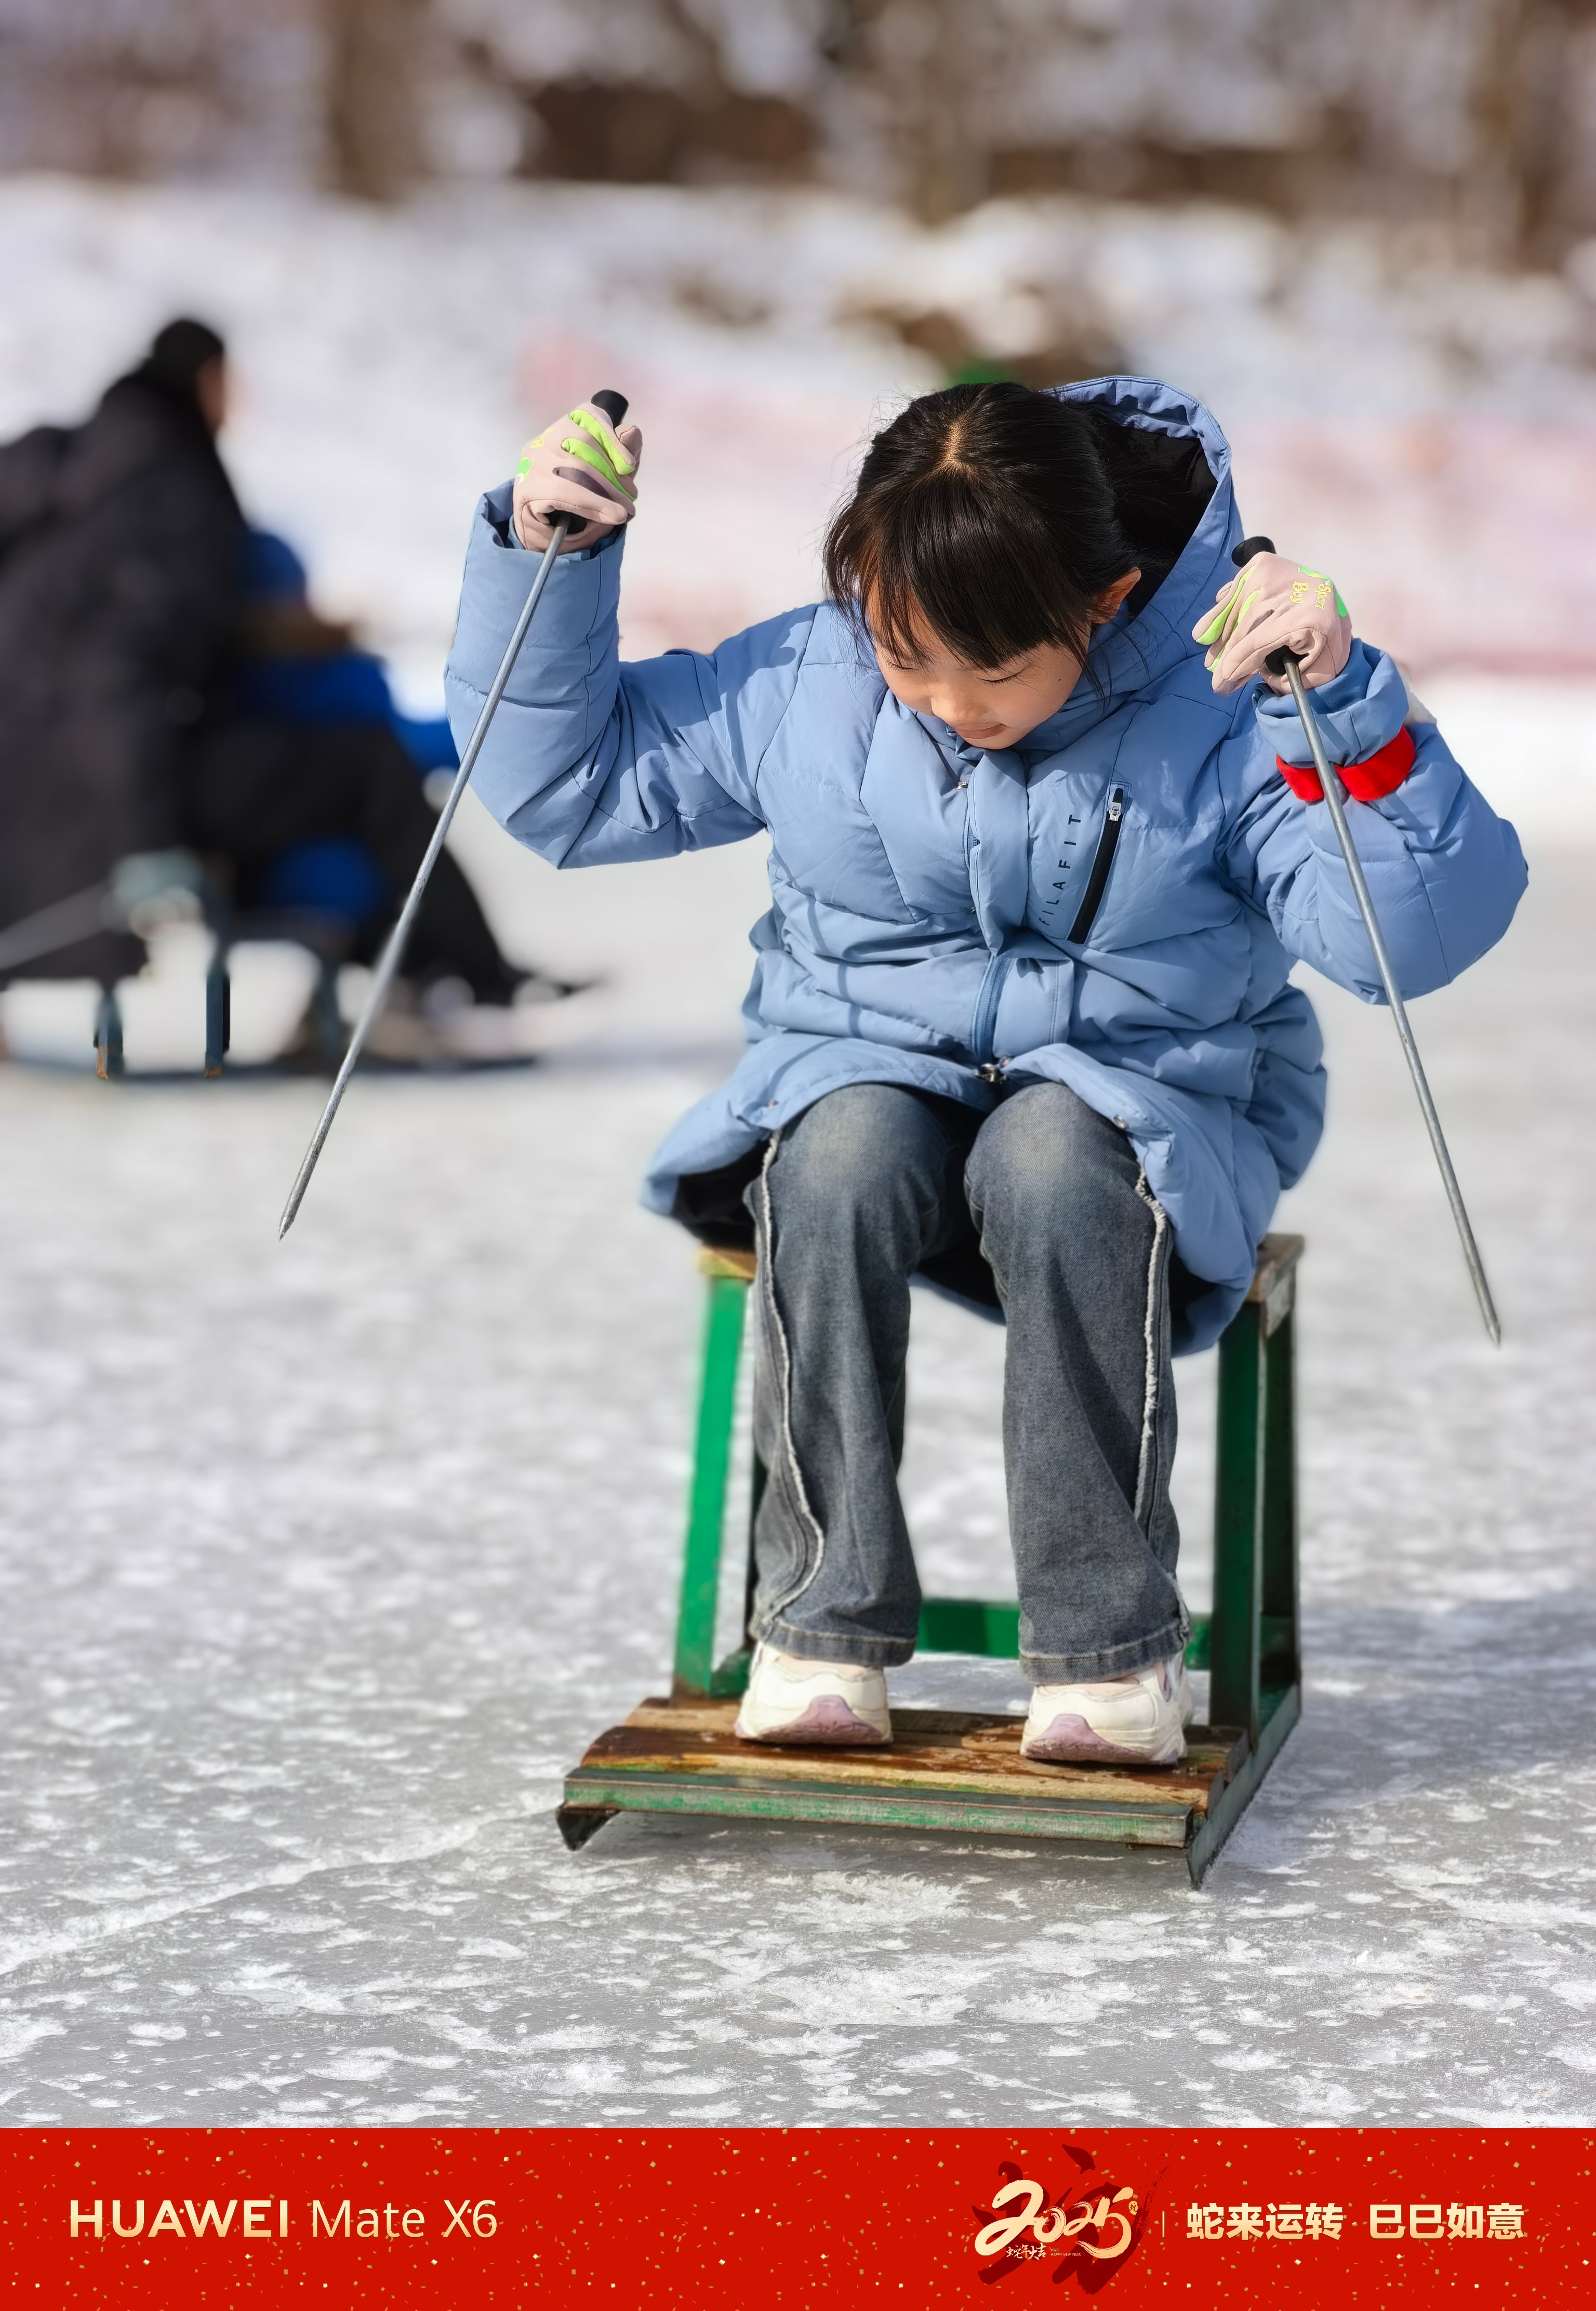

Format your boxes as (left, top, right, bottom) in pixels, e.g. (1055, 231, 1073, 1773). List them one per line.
(4, 171, 1596, 692)
(2, 173, 1594, 2129)
(1, 804, 1593, 2128)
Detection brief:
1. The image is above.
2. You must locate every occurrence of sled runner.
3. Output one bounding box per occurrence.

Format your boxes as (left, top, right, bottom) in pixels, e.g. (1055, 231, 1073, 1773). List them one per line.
(558, 1236, 1304, 1887)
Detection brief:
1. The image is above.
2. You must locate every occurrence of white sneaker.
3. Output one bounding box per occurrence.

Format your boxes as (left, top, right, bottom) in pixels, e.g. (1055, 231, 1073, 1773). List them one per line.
(414, 978, 535, 1063)
(733, 1641, 892, 1747)
(1021, 1653, 1193, 1767)
(358, 977, 447, 1063)
(425, 974, 596, 1061)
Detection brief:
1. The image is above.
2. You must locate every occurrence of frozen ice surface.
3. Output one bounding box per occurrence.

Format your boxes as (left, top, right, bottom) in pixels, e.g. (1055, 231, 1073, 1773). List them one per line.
(3, 170, 1593, 2128)
(1, 791, 1593, 2131)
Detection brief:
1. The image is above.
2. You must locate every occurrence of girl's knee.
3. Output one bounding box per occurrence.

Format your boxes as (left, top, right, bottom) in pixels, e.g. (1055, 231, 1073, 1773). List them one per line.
(767, 1084, 954, 1230)
(967, 1083, 1140, 1232)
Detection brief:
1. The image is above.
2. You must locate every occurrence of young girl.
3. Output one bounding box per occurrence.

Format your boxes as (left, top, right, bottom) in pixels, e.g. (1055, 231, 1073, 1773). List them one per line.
(447, 377, 1525, 1768)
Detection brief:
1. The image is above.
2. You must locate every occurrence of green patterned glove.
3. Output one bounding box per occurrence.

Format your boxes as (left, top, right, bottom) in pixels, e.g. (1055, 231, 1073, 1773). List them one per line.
(512, 402, 642, 554)
(1193, 552, 1351, 694)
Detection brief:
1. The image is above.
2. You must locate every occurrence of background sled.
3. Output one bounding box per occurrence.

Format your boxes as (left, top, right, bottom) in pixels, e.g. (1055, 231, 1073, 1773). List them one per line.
(559, 1235, 1304, 1887)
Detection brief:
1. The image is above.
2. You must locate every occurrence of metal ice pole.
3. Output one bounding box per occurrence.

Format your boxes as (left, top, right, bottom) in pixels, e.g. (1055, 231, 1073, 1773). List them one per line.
(1233, 538, 1501, 1345)
(277, 388, 630, 1240)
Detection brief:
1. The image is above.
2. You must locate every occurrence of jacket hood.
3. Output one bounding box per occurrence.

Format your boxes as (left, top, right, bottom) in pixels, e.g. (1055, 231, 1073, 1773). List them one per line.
(1018, 374, 1241, 756)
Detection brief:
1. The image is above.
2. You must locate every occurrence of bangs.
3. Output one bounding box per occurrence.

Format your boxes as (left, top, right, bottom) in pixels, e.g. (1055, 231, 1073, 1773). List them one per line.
(822, 381, 1136, 682)
(852, 472, 1095, 672)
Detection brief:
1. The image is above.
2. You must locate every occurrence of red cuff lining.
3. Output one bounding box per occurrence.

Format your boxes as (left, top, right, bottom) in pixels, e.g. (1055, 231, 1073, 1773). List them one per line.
(1279, 723, 1416, 805)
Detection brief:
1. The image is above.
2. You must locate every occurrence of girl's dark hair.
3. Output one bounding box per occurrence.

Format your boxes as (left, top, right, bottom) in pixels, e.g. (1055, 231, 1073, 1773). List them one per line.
(823, 382, 1140, 672)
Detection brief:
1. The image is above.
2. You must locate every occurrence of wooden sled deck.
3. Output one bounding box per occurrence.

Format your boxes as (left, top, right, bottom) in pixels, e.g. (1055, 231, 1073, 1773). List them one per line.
(560, 1234, 1305, 1887)
(560, 1683, 1300, 1884)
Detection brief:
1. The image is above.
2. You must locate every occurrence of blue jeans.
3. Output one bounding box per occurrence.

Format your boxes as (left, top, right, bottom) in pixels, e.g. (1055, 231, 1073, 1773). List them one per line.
(746, 1082, 1186, 1684)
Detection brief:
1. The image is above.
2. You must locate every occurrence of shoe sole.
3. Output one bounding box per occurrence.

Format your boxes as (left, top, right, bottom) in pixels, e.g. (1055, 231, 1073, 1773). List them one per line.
(733, 1694, 891, 1747)
(1021, 1712, 1186, 1767)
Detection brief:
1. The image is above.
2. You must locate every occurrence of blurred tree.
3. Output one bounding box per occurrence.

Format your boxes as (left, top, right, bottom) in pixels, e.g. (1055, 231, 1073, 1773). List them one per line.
(824, 1, 996, 221)
(0, 0, 321, 183)
(439, 0, 816, 185)
(324, 0, 427, 197)
(2, 0, 1595, 260)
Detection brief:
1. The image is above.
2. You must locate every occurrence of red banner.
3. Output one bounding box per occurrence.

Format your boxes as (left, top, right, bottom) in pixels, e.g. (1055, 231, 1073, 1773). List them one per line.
(3, 2127, 1589, 2306)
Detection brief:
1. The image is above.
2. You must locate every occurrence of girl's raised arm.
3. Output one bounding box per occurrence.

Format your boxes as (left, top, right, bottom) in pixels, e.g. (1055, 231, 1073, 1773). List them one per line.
(445, 403, 812, 869)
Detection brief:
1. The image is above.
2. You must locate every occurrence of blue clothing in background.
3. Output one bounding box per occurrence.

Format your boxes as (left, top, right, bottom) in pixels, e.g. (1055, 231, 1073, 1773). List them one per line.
(237, 647, 457, 775)
(239, 530, 457, 774)
(240, 528, 456, 923)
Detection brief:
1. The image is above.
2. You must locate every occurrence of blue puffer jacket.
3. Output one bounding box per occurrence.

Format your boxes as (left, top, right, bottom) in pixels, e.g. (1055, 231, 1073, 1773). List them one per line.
(446, 376, 1526, 1352)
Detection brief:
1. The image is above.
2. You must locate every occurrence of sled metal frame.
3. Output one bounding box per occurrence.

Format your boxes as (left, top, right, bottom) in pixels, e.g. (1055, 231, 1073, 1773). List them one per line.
(559, 1235, 1303, 1886)
(93, 986, 125, 1081)
(204, 899, 350, 1080)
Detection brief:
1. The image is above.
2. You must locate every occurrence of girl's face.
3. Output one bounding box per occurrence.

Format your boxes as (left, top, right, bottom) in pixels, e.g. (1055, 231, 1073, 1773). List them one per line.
(870, 570, 1141, 749)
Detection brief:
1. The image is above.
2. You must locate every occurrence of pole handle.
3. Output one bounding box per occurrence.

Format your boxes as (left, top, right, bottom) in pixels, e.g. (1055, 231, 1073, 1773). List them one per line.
(1229, 536, 1299, 676)
(544, 388, 630, 539)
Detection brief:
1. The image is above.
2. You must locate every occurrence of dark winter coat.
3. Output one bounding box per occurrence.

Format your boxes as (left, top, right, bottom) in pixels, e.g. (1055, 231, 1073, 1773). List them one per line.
(0, 371, 246, 980)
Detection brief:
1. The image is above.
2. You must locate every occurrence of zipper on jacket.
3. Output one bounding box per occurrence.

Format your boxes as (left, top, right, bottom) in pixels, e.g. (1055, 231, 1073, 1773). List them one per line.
(970, 950, 1007, 1069)
(1065, 786, 1124, 946)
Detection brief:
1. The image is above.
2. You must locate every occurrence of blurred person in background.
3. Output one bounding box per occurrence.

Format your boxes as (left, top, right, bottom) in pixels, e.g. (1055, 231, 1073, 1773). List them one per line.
(0, 317, 237, 997)
(203, 518, 581, 1061)
(0, 317, 569, 1062)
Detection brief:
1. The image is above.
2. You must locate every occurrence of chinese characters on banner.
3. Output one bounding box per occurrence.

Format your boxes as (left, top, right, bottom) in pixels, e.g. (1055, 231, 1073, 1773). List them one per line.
(1185, 2201, 1525, 2243)
(1185, 2202, 1344, 2239)
(0, 2127, 1570, 2308)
